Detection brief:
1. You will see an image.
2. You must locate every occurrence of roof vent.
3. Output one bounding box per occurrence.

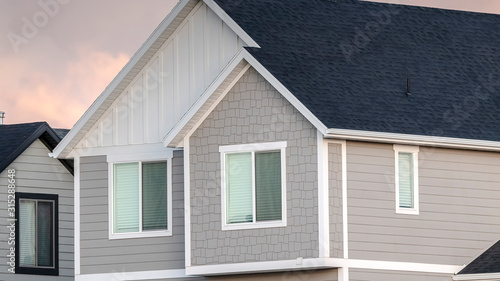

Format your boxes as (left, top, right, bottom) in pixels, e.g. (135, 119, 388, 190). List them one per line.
(0, 111, 4, 125)
(406, 78, 411, 97)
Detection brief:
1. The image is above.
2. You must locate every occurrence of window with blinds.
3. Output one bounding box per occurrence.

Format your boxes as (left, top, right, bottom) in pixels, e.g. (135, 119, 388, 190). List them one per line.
(112, 161, 169, 237)
(394, 145, 419, 215)
(221, 142, 287, 230)
(15, 193, 58, 276)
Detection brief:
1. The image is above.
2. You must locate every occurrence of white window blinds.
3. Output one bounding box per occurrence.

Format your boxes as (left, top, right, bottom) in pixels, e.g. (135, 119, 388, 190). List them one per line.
(398, 152, 414, 209)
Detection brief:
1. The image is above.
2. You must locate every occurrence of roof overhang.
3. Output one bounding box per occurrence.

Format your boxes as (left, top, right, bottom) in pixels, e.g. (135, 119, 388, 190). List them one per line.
(163, 48, 328, 148)
(327, 128, 500, 152)
(453, 273, 500, 281)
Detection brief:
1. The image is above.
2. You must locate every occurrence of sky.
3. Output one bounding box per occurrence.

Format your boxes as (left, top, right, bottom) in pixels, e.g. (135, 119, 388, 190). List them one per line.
(1, 0, 500, 129)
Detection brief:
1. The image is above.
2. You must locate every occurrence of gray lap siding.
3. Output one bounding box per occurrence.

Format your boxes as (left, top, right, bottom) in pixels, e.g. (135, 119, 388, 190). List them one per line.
(79, 151, 185, 274)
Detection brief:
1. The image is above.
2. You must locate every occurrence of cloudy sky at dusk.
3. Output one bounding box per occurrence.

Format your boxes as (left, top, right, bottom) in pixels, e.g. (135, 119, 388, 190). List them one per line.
(1, 0, 500, 129)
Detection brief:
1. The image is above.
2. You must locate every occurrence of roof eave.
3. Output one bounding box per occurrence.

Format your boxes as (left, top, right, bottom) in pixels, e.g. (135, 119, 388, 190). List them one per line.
(327, 128, 500, 152)
(453, 272, 500, 280)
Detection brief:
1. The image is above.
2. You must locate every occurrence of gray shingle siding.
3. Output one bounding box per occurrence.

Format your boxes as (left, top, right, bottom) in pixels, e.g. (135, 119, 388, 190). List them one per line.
(190, 67, 319, 266)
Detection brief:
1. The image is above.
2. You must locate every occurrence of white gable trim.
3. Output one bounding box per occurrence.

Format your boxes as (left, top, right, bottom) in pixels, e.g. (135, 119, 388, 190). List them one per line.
(203, 0, 260, 48)
(163, 48, 328, 147)
(52, 0, 193, 159)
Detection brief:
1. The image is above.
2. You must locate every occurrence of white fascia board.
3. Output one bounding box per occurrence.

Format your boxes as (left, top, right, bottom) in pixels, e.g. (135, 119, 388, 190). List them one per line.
(327, 128, 500, 152)
(75, 269, 194, 281)
(52, 0, 191, 159)
(164, 49, 329, 148)
(453, 273, 500, 280)
(203, 0, 260, 48)
(69, 143, 178, 158)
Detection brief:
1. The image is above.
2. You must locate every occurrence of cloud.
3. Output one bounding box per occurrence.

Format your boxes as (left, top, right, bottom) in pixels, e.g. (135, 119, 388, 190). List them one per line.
(0, 46, 129, 128)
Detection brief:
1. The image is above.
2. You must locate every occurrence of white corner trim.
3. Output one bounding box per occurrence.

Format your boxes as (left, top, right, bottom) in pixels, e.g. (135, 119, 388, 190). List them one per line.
(453, 273, 500, 280)
(203, 0, 260, 48)
(184, 136, 192, 267)
(74, 156, 81, 275)
(327, 128, 500, 152)
(326, 139, 348, 259)
(75, 269, 193, 281)
(318, 131, 330, 258)
(52, 0, 191, 159)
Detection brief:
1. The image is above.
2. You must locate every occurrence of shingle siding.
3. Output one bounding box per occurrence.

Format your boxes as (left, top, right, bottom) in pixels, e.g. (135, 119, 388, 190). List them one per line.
(190, 67, 319, 266)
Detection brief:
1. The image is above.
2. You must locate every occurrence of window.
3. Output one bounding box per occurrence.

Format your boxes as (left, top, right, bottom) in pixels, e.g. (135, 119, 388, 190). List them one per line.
(220, 142, 287, 230)
(394, 145, 419, 215)
(15, 193, 58, 276)
(109, 160, 172, 239)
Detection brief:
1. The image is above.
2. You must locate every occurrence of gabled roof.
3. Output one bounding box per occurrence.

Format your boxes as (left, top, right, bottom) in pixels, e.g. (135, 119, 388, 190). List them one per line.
(214, 0, 500, 142)
(0, 122, 73, 174)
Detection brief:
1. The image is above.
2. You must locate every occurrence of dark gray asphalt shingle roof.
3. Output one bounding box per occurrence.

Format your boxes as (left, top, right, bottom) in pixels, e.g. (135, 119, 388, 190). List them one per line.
(459, 240, 500, 275)
(0, 122, 73, 174)
(215, 0, 500, 141)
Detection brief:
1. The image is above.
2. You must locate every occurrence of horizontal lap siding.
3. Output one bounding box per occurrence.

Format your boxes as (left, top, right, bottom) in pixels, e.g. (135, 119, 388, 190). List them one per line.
(347, 141, 500, 265)
(350, 268, 451, 281)
(79, 151, 185, 274)
(0, 139, 74, 280)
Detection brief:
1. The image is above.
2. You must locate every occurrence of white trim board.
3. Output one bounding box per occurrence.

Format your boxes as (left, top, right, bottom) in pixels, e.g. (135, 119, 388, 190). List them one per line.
(75, 269, 194, 281)
(185, 258, 462, 276)
(317, 131, 330, 258)
(453, 273, 500, 280)
(74, 156, 81, 275)
(164, 48, 328, 148)
(203, 0, 260, 48)
(327, 128, 500, 152)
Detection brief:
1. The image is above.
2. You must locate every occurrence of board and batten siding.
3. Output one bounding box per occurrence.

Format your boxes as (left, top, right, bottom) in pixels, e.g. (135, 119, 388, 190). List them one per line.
(79, 151, 185, 274)
(347, 141, 500, 266)
(78, 2, 245, 149)
(189, 67, 319, 266)
(0, 139, 74, 281)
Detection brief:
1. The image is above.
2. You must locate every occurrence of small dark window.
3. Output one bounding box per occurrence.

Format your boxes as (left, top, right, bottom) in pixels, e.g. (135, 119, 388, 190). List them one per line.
(15, 192, 58, 276)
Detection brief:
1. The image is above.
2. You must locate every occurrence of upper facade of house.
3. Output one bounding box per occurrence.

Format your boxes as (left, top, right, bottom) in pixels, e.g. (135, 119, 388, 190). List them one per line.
(53, 0, 500, 281)
(0, 122, 74, 281)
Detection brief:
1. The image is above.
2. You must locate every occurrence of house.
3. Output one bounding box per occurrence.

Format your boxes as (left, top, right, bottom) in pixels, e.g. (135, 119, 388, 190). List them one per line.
(0, 122, 74, 280)
(53, 0, 500, 280)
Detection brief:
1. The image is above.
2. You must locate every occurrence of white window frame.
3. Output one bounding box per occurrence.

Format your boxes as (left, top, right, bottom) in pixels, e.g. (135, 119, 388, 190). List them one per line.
(394, 144, 419, 215)
(220, 141, 287, 231)
(108, 152, 173, 239)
